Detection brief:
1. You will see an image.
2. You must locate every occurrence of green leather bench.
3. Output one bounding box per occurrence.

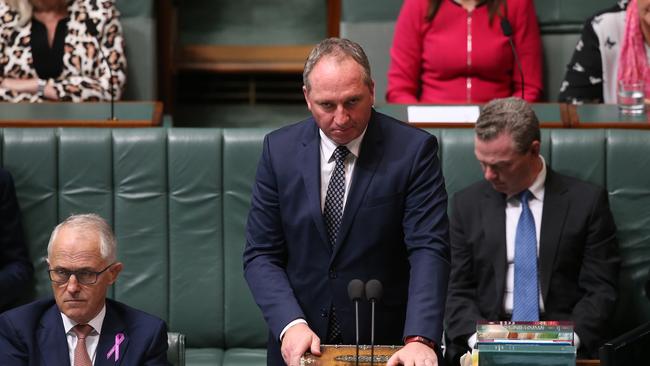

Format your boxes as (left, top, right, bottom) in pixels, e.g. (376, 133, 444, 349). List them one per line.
(4, 127, 649, 365)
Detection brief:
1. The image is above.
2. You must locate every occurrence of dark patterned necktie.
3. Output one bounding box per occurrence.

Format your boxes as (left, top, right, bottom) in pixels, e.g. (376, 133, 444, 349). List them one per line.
(323, 145, 350, 249)
(512, 190, 540, 321)
(72, 324, 94, 366)
(323, 145, 349, 343)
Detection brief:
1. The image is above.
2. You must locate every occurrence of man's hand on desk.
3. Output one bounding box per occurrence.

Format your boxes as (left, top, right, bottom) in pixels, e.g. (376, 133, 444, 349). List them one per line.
(281, 322, 321, 366)
(387, 341, 438, 366)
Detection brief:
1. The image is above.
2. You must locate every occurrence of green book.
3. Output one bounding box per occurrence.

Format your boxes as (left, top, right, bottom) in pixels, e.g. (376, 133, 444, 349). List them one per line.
(477, 343, 576, 366)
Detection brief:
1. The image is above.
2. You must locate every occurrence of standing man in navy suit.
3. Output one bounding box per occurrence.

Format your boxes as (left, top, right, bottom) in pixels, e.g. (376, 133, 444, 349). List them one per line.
(244, 38, 450, 366)
(0, 213, 169, 365)
(445, 98, 619, 365)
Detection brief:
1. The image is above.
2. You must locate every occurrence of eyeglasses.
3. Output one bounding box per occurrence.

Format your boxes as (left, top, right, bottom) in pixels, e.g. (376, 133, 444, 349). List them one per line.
(48, 263, 115, 285)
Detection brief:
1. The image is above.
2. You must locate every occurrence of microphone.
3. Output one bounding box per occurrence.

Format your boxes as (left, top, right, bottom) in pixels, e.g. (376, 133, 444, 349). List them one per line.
(348, 279, 365, 366)
(500, 18, 525, 100)
(366, 279, 383, 366)
(85, 18, 117, 120)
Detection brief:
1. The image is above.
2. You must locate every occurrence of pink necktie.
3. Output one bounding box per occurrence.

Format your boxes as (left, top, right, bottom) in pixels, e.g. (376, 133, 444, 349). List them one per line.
(72, 324, 94, 366)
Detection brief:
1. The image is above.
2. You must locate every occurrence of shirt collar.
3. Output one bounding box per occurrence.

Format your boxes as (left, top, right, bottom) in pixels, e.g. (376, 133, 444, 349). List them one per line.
(61, 303, 106, 335)
(529, 155, 546, 201)
(319, 126, 368, 162)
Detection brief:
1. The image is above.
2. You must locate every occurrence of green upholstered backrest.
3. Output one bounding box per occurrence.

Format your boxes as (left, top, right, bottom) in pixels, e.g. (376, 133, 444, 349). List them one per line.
(115, 0, 156, 100)
(178, 0, 327, 45)
(167, 129, 225, 348)
(222, 129, 270, 348)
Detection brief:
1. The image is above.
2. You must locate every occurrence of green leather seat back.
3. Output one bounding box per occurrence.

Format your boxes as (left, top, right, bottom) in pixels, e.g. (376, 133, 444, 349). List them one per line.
(112, 129, 169, 320)
(607, 130, 650, 334)
(178, 0, 327, 45)
(168, 129, 224, 348)
(222, 129, 271, 350)
(115, 0, 156, 100)
(547, 129, 606, 185)
(3, 129, 59, 299)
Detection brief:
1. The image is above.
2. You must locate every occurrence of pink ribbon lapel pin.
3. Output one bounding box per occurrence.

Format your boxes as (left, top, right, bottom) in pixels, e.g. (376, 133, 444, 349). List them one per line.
(106, 332, 125, 362)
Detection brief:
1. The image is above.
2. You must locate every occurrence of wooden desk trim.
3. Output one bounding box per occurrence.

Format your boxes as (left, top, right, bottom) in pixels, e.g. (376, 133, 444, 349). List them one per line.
(0, 101, 163, 128)
(178, 45, 313, 74)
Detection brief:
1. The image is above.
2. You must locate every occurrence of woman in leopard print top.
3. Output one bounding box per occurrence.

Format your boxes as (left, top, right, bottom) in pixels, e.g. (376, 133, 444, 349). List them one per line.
(0, 0, 126, 102)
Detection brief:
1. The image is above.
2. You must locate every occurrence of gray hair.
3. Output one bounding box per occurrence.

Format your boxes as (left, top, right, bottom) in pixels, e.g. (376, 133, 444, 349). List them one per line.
(303, 37, 372, 91)
(475, 97, 541, 153)
(47, 214, 117, 263)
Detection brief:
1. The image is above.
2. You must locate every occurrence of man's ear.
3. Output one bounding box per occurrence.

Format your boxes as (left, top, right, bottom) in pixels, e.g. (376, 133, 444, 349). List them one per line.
(303, 85, 312, 111)
(530, 140, 541, 155)
(107, 262, 123, 285)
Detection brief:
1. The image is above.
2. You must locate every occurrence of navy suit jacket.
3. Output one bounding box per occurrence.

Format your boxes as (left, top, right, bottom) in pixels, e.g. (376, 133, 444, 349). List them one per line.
(0, 298, 169, 365)
(0, 168, 32, 313)
(445, 168, 619, 364)
(244, 110, 450, 364)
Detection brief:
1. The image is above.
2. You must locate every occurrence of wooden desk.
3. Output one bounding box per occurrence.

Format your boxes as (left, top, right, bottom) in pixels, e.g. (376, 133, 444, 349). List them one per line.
(570, 104, 650, 129)
(301, 345, 600, 365)
(0, 101, 163, 127)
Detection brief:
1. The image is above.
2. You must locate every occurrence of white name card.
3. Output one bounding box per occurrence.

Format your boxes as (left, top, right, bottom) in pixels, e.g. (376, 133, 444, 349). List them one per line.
(407, 105, 480, 123)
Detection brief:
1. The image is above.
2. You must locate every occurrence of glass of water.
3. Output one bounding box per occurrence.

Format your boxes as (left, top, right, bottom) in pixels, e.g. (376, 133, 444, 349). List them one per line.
(618, 80, 645, 115)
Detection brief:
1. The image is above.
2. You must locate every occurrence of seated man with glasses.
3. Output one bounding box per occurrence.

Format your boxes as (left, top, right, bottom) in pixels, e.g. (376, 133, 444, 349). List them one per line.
(0, 213, 169, 365)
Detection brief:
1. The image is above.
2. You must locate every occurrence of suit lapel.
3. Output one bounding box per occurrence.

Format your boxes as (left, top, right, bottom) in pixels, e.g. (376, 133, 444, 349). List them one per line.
(37, 304, 71, 366)
(300, 121, 331, 252)
(332, 114, 383, 261)
(96, 302, 130, 366)
(482, 187, 508, 314)
(538, 169, 568, 302)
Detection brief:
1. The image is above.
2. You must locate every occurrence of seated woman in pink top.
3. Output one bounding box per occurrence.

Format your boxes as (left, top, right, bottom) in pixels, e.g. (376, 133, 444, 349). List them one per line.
(387, 0, 543, 103)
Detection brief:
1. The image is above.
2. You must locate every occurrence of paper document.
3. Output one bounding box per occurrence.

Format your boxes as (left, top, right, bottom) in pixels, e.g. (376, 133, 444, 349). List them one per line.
(407, 105, 480, 123)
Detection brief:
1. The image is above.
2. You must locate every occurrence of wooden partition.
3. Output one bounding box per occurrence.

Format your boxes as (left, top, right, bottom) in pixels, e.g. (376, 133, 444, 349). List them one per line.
(0, 101, 163, 127)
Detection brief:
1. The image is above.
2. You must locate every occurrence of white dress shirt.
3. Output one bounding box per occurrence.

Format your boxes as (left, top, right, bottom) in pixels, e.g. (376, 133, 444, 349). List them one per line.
(62, 305, 106, 365)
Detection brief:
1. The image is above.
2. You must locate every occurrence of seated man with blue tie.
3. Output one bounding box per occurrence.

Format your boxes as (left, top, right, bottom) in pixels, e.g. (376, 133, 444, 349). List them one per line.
(444, 97, 620, 366)
(0, 213, 169, 365)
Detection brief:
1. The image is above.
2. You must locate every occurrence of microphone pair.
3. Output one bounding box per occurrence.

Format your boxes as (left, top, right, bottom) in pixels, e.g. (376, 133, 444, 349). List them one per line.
(347, 279, 383, 366)
(347, 279, 383, 303)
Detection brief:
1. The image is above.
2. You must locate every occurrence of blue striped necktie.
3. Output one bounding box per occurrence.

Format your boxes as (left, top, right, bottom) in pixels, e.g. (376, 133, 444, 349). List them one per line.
(512, 190, 540, 321)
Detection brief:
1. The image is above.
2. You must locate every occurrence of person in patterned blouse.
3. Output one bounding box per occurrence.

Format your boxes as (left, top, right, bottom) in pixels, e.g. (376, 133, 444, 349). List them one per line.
(559, 0, 650, 104)
(0, 0, 126, 102)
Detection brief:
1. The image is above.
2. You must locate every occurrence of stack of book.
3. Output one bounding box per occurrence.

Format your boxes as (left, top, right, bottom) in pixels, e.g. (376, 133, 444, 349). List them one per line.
(473, 321, 577, 366)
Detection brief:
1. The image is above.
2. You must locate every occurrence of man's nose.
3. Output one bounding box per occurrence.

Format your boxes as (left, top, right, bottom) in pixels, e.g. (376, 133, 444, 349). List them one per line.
(333, 105, 350, 125)
(484, 166, 497, 181)
(66, 274, 81, 293)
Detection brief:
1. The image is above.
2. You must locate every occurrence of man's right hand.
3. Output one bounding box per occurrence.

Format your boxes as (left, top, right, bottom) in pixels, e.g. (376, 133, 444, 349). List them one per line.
(280, 323, 321, 366)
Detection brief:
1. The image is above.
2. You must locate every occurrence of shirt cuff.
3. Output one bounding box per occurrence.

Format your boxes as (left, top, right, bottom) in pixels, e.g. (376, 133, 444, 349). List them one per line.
(574, 332, 581, 349)
(467, 332, 478, 349)
(279, 318, 308, 341)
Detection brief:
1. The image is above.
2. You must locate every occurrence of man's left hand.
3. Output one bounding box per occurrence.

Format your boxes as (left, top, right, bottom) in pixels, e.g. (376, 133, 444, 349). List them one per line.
(387, 341, 438, 366)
